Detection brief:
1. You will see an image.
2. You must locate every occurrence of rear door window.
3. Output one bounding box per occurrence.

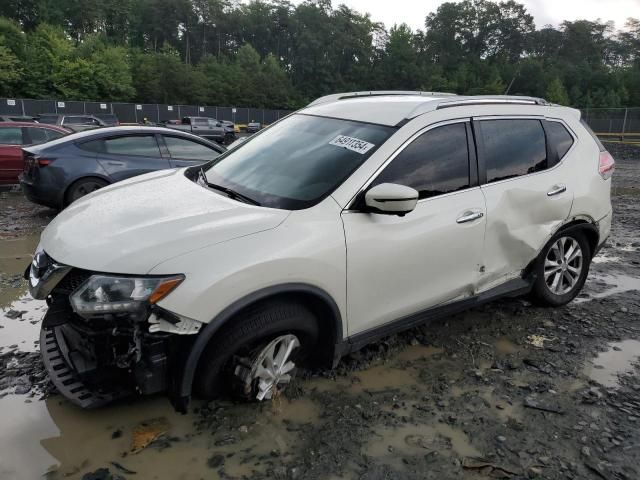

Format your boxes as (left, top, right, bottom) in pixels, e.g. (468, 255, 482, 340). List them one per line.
(163, 136, 220, 160)
(26, 127, 49, 145)
(44, 129, 65, 141)
(371, 122, 471, 199)
(479, 119, 547, 183)
(0, 127, 24, 145)
(102, 135, 161, 157)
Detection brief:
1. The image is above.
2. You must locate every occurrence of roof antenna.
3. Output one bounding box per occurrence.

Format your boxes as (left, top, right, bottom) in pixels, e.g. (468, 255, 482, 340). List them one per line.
(504, 66, 520, 95)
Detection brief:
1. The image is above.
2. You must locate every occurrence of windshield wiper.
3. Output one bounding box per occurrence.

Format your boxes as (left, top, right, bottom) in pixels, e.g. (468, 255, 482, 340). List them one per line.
(198, 168, 261, 206)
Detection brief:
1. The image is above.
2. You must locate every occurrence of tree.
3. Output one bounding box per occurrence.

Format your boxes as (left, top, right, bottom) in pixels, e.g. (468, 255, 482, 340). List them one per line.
(0, 3, 635, 109)
(0, 44, 22, 96)
(545, 77, 570, 105)
(22, 24, 72, 98)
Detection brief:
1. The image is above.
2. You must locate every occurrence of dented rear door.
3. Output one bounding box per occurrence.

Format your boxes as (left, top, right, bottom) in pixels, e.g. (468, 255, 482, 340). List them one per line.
(474, 117, 573, 292)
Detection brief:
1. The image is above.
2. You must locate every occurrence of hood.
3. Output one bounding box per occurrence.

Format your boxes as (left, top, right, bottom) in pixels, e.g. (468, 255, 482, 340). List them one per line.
(41, 169, 289, 274)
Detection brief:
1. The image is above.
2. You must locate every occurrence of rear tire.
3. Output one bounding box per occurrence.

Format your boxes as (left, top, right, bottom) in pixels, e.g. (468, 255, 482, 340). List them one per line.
(194, 301, 319, 401)
(530, 230, 591, 307)
(65, 177, 108, 205)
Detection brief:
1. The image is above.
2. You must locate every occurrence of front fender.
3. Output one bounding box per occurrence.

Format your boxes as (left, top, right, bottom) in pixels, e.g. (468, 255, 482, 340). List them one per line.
(171, 283, 343, 411)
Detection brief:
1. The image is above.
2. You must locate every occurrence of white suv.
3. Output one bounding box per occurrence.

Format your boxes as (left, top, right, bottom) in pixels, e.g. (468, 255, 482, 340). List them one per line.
(26, 92, 614, 410)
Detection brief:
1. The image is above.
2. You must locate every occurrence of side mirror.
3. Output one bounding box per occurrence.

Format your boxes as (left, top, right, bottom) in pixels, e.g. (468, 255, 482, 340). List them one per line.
(364, 183, 419, 216)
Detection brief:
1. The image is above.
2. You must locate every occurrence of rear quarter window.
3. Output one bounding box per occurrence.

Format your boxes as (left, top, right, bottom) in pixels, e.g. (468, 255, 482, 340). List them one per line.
(545, 121, 575, 163)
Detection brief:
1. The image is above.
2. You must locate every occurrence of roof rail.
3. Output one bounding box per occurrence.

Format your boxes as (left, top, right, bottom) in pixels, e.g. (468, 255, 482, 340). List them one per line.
(307, 91, 457, 107)
(435, 95, 551, 110)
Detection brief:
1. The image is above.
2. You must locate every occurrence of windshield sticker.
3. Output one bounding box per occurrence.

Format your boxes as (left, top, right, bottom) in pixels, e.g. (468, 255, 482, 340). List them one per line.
(329, 135, 375, 155)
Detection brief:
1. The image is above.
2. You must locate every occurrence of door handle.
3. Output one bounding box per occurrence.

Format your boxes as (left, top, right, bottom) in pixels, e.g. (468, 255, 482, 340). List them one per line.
(106, 161, 125, 166)
(547, 184, 566, 196)
(456, 211, 484, 224)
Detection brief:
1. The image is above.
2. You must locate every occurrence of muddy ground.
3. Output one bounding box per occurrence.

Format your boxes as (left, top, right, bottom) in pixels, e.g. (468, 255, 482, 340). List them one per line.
(1, 144, 639, 480)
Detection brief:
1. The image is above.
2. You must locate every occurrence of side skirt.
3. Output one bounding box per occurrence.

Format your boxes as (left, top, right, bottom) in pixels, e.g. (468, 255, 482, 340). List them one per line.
(333, 276, 533, 364)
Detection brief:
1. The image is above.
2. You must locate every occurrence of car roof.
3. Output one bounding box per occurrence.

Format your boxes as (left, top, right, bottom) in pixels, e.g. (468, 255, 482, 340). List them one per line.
(25, 125, 226, 151)
(303, 91, 572, 127)
(0, 121, 68, 131)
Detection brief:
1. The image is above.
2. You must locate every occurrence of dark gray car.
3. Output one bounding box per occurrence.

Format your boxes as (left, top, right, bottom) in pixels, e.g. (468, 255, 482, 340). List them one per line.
(164, 116, 236, 144)
(37, 114, 107, 132)
(20, 126, 226, 209)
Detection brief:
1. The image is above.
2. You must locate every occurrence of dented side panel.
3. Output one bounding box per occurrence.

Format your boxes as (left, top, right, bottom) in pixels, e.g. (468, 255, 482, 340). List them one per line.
(476, 116, 576, 292)
(478, 173, 574, 291)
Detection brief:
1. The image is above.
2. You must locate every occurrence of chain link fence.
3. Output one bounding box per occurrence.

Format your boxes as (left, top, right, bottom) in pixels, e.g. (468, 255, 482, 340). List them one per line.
(1, 97, 639, 143)
(580, 107, 640, 144)
(0, 98, 293, 126)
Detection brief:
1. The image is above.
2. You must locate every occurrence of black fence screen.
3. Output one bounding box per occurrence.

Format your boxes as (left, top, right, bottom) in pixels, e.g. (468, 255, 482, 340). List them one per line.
(0, 98, 292, 125)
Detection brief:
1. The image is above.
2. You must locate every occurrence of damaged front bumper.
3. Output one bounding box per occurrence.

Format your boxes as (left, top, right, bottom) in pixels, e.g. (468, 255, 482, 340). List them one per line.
(26, 253, 200, 409)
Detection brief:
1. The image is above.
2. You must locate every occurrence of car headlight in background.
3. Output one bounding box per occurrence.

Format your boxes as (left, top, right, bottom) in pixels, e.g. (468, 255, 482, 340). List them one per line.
(70, 275, 184, 318)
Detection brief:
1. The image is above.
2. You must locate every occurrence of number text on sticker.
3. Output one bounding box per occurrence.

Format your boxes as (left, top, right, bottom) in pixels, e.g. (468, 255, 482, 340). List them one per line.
(329, 135, 375, 155)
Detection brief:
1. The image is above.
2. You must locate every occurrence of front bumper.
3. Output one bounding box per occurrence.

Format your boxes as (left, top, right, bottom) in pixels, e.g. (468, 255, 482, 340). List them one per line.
(40, 325, 129, 408)
(29, 257, 195, 408)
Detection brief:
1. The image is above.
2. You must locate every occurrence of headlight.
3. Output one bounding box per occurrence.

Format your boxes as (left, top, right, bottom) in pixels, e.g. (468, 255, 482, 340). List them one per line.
(70, 275, 184, 318)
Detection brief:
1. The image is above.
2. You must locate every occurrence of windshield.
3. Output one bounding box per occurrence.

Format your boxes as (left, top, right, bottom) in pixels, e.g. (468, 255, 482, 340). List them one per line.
(203, 114, 394, 209)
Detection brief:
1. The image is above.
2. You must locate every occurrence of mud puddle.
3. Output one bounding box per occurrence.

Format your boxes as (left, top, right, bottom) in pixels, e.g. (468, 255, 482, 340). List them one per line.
(585, 339, 640, 388)
(0, 392, 323, 480)
(576, 272, 640, 303)
(1, 234, 45, 351)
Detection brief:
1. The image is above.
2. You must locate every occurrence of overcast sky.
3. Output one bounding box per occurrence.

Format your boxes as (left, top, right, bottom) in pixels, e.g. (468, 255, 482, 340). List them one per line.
(287, 0, 639, 31)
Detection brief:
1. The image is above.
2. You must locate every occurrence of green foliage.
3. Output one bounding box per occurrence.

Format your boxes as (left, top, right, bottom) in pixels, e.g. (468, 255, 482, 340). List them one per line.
(0, 44, 22, 96)
(0, 1, 637, 109)
(546, 78, 570, 105)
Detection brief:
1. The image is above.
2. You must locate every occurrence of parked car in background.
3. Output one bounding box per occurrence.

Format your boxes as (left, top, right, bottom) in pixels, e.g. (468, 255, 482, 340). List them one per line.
(20, 126, 225, 208)
(0, 122, 69, 185)
(37, 114, 107, 132)
(164, 116, 236, 144)
(23, 92, 612, 410)
(246, 121, 262, 133)
(221, 120, 240, 135)
(94, 113, 120, 126)
(0, 115, 38, 123)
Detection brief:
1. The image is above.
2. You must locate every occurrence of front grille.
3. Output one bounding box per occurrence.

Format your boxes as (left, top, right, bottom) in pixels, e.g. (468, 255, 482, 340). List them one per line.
(53, 268, 93, 295)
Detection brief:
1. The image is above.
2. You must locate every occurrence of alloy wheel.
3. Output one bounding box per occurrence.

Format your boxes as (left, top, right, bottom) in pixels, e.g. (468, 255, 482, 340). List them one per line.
(71, 181, 105, 201)
(544, 236, 583, 295)
(234, 334, 300, 401)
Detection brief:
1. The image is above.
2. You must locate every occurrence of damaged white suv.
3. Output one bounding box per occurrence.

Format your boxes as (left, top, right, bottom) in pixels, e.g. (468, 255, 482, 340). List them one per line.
(26, 92, 614, 411)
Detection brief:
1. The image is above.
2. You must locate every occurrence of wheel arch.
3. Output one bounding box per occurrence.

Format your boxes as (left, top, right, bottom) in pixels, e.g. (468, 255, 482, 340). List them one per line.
(63, 175, 111, 206)
(524, 217, 600, 278)
(174, 283, 343, 410)
(555, 218, 600, 257)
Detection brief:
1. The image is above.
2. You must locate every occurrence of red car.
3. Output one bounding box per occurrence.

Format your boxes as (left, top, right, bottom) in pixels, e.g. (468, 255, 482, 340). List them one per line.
(0, 122, 69, 185)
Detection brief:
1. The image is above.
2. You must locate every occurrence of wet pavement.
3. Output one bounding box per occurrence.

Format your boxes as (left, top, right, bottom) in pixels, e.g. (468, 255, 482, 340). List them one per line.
(1, 144, 639, 480)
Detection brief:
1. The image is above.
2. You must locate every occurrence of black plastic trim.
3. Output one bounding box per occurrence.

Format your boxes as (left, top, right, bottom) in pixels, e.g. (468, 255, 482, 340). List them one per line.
(338, 277, 533, 355)
(470, 120, 487, 185)
(40, 326, 130, 408)
(466, 122, 479, 187)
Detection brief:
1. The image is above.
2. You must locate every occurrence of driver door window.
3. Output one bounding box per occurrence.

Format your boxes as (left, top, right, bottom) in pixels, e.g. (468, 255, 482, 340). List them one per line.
(370, 122, 472, 199)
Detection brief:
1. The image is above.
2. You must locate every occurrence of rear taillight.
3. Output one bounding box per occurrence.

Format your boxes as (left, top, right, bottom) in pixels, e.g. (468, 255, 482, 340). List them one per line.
(598, 151, 615, 179)
(37, 158, 54, 167)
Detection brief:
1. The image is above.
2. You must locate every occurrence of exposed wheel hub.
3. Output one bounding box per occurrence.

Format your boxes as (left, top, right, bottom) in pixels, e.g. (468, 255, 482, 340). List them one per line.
(233, 334, 300, 401)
